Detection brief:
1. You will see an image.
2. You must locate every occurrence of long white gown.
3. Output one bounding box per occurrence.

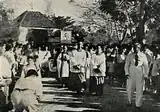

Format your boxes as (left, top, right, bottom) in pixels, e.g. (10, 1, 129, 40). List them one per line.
(57, 52, 70, 78)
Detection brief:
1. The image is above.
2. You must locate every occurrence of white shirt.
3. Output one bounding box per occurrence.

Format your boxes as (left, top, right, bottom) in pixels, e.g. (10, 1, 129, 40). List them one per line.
(43, 50, 51, 62)
(91, 53, 106, 77)
(70, 49, 87, 73)
(4, 51, 16, 65)
(124, 52, 149, 77)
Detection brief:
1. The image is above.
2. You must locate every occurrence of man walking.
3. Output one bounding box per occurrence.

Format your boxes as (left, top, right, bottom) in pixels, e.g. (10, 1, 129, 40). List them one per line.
(124, 42, 149, 109)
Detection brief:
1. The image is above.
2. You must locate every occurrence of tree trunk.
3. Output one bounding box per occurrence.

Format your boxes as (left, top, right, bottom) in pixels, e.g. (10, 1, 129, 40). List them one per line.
(137, 0, 145, 42)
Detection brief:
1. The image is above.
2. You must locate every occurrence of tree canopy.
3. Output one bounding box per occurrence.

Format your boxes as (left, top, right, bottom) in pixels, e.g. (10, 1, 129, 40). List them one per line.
(99, 0, 160, 43)
(49, 16, 75, 29)
(0, 3, 19, 41)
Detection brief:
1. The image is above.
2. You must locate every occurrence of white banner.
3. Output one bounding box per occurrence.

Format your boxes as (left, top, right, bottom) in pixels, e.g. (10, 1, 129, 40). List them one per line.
(61, 31, 72, 43)
(18, 26, 28, 44)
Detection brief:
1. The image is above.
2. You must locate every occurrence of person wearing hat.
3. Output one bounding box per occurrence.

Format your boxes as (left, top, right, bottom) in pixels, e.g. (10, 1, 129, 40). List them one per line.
(124, 42, 149, 109)
(11, 69, 43, 112)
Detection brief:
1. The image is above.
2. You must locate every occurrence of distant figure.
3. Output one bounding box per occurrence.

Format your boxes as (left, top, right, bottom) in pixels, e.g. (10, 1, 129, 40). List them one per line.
(151, 51, 160, 94)
(48, 48, 58, 73)
(107, 49, 117, 85)
(143, 45, 154, 92)
(43, 46, 51, 63)
(38, 46, 45, 64)
(4, 44, 16, 73)
(84, 44, 91, 93)
(116, 48, 127, 87)
(19, 47, 28, 76)
(21, 53, 41, 78)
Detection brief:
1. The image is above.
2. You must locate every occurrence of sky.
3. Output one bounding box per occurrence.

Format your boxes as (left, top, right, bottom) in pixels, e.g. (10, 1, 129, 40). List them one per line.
(0, 0, 96, 21)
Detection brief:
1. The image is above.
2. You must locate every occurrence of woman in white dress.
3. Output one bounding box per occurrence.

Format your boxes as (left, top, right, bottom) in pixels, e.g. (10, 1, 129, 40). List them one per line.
(57, 45, 70, 87)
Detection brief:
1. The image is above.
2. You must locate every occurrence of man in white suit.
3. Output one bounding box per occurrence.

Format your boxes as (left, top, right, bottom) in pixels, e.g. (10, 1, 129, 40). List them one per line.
(124, 42, 149, 109)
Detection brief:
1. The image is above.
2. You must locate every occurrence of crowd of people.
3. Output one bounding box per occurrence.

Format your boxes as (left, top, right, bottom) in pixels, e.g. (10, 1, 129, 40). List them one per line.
(0, 39, 160, 111)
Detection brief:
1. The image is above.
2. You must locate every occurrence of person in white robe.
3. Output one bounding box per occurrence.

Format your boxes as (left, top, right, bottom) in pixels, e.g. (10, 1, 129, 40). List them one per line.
(70, 41, 87, 94)
(90, 45, 106, 96)
(57, 45, 70, 87)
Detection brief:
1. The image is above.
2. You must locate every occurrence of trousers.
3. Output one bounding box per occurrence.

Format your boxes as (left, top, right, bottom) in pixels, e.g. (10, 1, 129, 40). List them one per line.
(127, 66, 144, 107)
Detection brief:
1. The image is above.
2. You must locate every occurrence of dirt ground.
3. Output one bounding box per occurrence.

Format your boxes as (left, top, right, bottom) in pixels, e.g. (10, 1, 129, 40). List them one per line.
(39, 78, 160, 112)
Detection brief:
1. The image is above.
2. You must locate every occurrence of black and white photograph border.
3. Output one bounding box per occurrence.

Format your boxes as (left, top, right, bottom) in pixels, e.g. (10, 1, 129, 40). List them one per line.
(0, 0, 159, 112)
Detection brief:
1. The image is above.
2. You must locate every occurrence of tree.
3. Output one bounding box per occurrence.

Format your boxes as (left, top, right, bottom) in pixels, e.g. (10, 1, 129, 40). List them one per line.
(85, 28, 109, 45)
(0, 2, 19, 41)
(48, 14, 87, 42)
(68, 25, 88, 42)
(99, 0, 160, 43)
(71, 1, 130, 45)
(49, 16, 75, 30)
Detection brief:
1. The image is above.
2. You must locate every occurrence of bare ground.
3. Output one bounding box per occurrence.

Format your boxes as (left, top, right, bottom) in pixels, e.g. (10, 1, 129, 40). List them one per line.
(39, 78, 160, 112)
